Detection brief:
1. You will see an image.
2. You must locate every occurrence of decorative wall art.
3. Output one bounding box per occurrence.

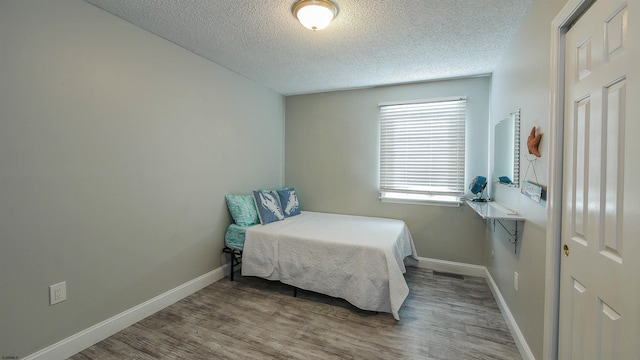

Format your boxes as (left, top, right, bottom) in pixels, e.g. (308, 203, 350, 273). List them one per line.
(527, 126, 542, 157)
(521, 126, 547, 206)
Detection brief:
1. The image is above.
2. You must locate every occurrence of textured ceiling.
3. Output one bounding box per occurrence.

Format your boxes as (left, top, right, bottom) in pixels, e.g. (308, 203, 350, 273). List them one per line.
(84, 0, 534, 96)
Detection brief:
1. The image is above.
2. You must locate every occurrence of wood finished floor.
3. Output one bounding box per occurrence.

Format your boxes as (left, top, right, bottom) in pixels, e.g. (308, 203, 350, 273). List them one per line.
(69, 267, 521, 359)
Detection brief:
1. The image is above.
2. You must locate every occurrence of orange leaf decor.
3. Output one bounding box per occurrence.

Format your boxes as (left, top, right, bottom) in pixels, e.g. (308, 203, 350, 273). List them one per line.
(527, 127, 542, 157)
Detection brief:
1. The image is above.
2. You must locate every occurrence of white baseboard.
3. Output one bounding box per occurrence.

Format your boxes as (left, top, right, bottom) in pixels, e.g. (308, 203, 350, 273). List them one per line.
(484, 268, 535, 360)
(24, 265, 228, 360)
(417, 256, 486, 277)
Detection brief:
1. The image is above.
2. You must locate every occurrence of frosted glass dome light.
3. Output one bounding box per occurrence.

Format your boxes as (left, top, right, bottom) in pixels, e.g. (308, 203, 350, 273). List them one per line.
(293, 0, 338, 31)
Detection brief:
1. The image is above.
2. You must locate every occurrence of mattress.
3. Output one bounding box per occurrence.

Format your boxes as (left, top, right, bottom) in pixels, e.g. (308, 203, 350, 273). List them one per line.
(241, 211, 418, 320)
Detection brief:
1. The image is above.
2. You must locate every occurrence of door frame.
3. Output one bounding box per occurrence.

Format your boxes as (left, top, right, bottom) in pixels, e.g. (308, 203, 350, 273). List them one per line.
(544, 0, 596, 359)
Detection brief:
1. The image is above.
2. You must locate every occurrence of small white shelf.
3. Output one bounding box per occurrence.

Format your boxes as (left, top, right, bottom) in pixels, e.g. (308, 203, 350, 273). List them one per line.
(465, 200, 524, 221)
(466, 200, 524, 253)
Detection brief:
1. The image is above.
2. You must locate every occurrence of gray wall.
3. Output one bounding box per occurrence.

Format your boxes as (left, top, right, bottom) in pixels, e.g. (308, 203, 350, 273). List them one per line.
(285, 77, 491, 264)
(487, 1, 567, 358)
(0, 0, 284, 357)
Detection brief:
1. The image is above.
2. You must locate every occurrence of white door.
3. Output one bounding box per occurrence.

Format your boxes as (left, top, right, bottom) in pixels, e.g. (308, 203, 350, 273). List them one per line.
(559, 0, 640, 359)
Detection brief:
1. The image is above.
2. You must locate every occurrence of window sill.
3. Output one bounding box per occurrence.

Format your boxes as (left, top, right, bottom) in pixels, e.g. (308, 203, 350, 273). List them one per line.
(379, 192, 462, 207)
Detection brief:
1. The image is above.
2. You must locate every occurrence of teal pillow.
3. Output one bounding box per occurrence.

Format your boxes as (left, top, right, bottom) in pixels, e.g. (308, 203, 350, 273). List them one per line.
(225, 195, 259, 226)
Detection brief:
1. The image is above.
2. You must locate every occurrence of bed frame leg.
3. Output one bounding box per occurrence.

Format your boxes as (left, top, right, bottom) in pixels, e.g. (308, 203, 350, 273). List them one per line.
(230, 255, 235, 282)
(223, 247, 242, 282)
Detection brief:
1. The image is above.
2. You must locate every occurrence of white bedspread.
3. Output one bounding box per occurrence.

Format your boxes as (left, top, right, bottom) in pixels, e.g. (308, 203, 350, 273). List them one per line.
(242, 211, 418, 320)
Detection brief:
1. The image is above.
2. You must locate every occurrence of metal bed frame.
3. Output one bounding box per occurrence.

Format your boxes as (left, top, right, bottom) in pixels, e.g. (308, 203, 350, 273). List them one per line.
(222, 246, 243, 282)
(221, 245, 298, 297)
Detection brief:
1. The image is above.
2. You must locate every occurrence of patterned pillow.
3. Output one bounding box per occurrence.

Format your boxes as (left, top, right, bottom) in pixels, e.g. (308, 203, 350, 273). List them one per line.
(225, 195, 259, 226)
(277, 187, 301, 217)
(253, 190, 285, 225)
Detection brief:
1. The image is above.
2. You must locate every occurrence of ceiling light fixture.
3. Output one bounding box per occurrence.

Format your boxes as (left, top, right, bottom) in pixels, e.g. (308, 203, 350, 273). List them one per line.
(293, 0, 338, 31)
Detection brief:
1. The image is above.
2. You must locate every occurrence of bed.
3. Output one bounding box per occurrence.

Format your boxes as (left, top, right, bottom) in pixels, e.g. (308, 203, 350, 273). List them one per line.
(223, 190, 418, 320)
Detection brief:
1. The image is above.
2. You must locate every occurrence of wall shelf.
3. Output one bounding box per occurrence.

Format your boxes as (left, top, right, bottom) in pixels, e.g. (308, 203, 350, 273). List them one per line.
(466, 200, 524, 253)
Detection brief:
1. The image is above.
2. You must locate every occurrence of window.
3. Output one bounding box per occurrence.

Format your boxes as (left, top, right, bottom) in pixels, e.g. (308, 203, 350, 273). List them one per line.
(379, 97, 467, 205)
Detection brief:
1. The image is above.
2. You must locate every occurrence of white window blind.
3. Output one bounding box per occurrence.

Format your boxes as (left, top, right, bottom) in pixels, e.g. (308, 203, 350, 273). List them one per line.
(379, 98, 466, 202)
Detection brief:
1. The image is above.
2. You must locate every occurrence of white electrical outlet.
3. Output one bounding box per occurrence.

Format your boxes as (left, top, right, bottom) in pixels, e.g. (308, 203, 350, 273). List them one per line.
(49, 281, 67, 305)
(514, 272, 519, 292)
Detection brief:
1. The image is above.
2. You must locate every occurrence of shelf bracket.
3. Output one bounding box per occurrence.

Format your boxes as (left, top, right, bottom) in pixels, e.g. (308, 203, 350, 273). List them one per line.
(465, 200, 524, 255)
(492, 219, 519, 253)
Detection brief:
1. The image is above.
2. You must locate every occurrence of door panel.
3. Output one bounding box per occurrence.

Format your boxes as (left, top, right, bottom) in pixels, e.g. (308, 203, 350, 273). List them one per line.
(569, 278, 586, 360)
(598, 299, 620, 359)
(559, 0, 639, 359)
(602, 78, 625, 262)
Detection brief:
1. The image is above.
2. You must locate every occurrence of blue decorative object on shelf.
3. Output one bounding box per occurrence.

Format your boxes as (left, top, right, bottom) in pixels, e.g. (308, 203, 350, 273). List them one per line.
(469, 176, 488, 202)
(499, 176, 512, 184)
